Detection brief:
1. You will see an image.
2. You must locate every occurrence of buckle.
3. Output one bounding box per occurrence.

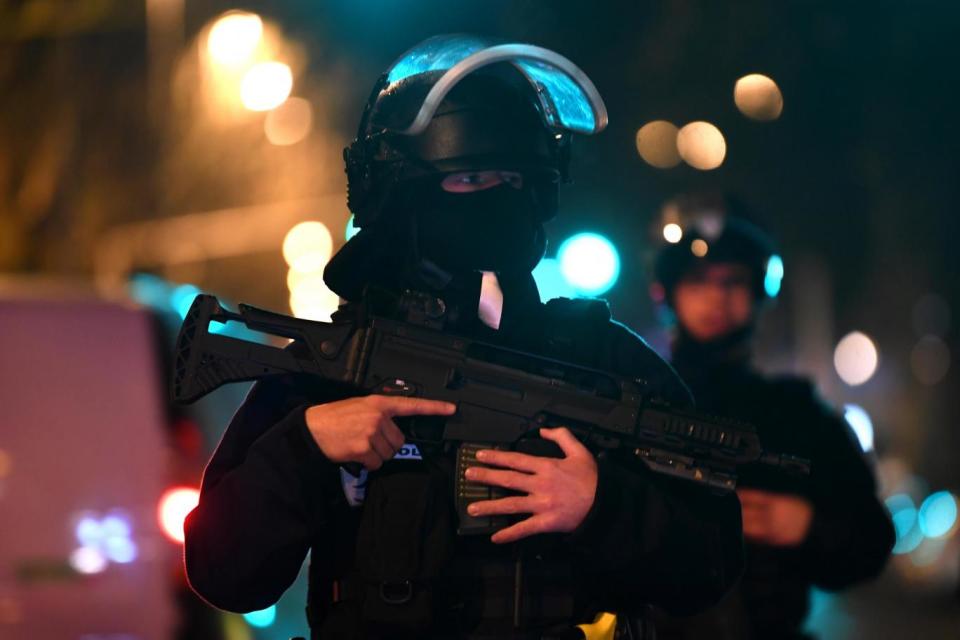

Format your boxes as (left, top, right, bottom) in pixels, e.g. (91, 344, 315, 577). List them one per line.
(379, 579, 414, 605)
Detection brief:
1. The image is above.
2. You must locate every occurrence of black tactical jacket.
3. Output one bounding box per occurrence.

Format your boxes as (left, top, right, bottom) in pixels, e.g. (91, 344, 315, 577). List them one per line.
(653, 337, 894, 640)
(184, 293, 745, 639)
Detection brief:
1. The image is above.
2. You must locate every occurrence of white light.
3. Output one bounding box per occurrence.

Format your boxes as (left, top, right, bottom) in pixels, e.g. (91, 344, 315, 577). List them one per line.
(207, 12, 263, 66)
(289, 286, 340, 322)
(663, 223, 683, 244)
(240, 62, 293, 112)
(833, 331, 879, 386)
(676, 121, 727, 170)
(843, 404, 874, 452)
(283, 222, 333, 272)
(158, 487, 200, 545)
(734, 74, 784, 121)
(70, 546, 108, 575)
(265, 97, 313, 146)
(557, 233, 621, 296)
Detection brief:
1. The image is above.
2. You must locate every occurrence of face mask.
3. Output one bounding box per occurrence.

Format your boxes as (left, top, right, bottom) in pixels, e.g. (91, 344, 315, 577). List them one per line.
(414, 181, 548, 274)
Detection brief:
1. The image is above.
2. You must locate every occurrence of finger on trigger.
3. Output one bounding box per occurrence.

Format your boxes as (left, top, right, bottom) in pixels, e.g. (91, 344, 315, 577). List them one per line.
(383, 396, 457, 417)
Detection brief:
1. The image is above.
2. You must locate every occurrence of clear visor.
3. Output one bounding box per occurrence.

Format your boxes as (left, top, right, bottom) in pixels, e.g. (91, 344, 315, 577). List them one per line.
(373, 34, 608, 136)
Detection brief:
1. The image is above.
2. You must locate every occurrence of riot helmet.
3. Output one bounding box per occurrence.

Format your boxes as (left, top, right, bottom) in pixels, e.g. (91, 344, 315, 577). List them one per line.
(325, 34, 608, 300)
(652, 194, 782, 305)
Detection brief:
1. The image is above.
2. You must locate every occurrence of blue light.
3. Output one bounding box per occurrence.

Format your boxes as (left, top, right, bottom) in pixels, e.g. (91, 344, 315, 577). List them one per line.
(557, 233, 620, 296)
(243, 605, 277, 628)
(843, 404, 874, 452)
(100, 515, 132, 539)
(386, 35, 489, 83)
(76, 516, 102, 546)
(515, 58, 593, 132)
(129, 273, 170, 310)
(532, 258, 577, 302)
(764, 254, 784, 298)
(103, 536, 138, 564)
(345, 214, 361, 241)
(918, 491, 958, 538)
(885, 494, 924, 554)
(171, 284, 201, 320)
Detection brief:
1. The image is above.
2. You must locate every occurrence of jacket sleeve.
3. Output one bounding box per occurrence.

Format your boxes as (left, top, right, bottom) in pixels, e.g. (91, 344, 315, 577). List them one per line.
(567, 323, 744, 616)
(183, 376, 343, 612)
(794, 386, 894, 589)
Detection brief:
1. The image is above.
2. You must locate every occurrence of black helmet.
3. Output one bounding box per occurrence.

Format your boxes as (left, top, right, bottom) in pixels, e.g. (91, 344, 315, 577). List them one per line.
(652, 194, 782, 304)
(326, 34, 609, 299)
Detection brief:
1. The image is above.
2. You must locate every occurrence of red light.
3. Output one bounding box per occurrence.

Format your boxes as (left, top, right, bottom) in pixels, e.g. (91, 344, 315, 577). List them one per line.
(158, 486, 200, 544)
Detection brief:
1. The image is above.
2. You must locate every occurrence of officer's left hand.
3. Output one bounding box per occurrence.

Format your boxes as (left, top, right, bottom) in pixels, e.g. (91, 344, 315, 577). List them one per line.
(737, 488, 814, 547)
(464, 427, 598, 544)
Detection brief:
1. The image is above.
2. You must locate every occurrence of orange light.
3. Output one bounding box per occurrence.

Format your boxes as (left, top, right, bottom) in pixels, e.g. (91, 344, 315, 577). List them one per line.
(158, 487, 200, 544)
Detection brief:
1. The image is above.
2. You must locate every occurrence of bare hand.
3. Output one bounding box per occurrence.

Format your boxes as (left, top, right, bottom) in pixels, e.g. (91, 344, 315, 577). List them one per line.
(465, 427, 598, 544)
(304, 396, 456, 470)
(737, 488, 814, 547)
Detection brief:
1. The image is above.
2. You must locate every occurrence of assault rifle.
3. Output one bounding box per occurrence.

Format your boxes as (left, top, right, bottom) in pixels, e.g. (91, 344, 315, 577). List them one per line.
(172, 292, 809, 535)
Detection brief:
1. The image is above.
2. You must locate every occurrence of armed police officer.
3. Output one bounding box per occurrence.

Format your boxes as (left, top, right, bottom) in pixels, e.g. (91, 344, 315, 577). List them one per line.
(183, 36, 744, 639)
(648, 194, 894, 640)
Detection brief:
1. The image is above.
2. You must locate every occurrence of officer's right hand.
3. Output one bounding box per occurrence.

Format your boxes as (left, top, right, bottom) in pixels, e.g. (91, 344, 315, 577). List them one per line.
(304, 396, 456, 470)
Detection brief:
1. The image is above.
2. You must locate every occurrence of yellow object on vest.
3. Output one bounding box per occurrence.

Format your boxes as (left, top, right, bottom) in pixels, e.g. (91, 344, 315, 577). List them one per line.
(576, 611, 617, 640)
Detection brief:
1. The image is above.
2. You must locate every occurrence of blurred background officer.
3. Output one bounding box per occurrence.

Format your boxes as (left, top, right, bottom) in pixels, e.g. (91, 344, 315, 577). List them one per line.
(648, 193, 895, 640)
(183, 37, 743, 640)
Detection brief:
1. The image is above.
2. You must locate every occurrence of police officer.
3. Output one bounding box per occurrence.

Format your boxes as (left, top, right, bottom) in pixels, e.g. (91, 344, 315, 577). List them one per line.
(183, 37, 744, 639)
(648, 194, 895, 639)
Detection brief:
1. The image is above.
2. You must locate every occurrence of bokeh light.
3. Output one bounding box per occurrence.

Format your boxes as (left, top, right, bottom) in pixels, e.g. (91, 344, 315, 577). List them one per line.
(158, 487, 200, 545)
(129, 273, 171, 309)
(885, 493, 924, 554)
(70, 546, 108, 575)
(918, 491, 958, 538)
(764, 254, 784, 298)
(676, 121, 726, 170)
(289, 285, 341, 322)
(207, 12, 263, 66)
(663, 223, 683, 244)
(103, 535, 138, 564)
(75, 515, 102, 547)
(843, 404, 874, 452)
(345, 214, 361, 241)
(243, 605, 277, 628)
(557, 233, 621, 296)
(690, 239, 709, 257)
(635, 120, 681, 168)
(265, 97, 313, 146)
(833, 331, 879, 386)
(240, 62, 293, 112)
(171, 284, 201, 320)
(733, 73, 784, 121)
(532, 257, 577, 302)
(910, 335, 951, 386)
(283, 221, 333, 272)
